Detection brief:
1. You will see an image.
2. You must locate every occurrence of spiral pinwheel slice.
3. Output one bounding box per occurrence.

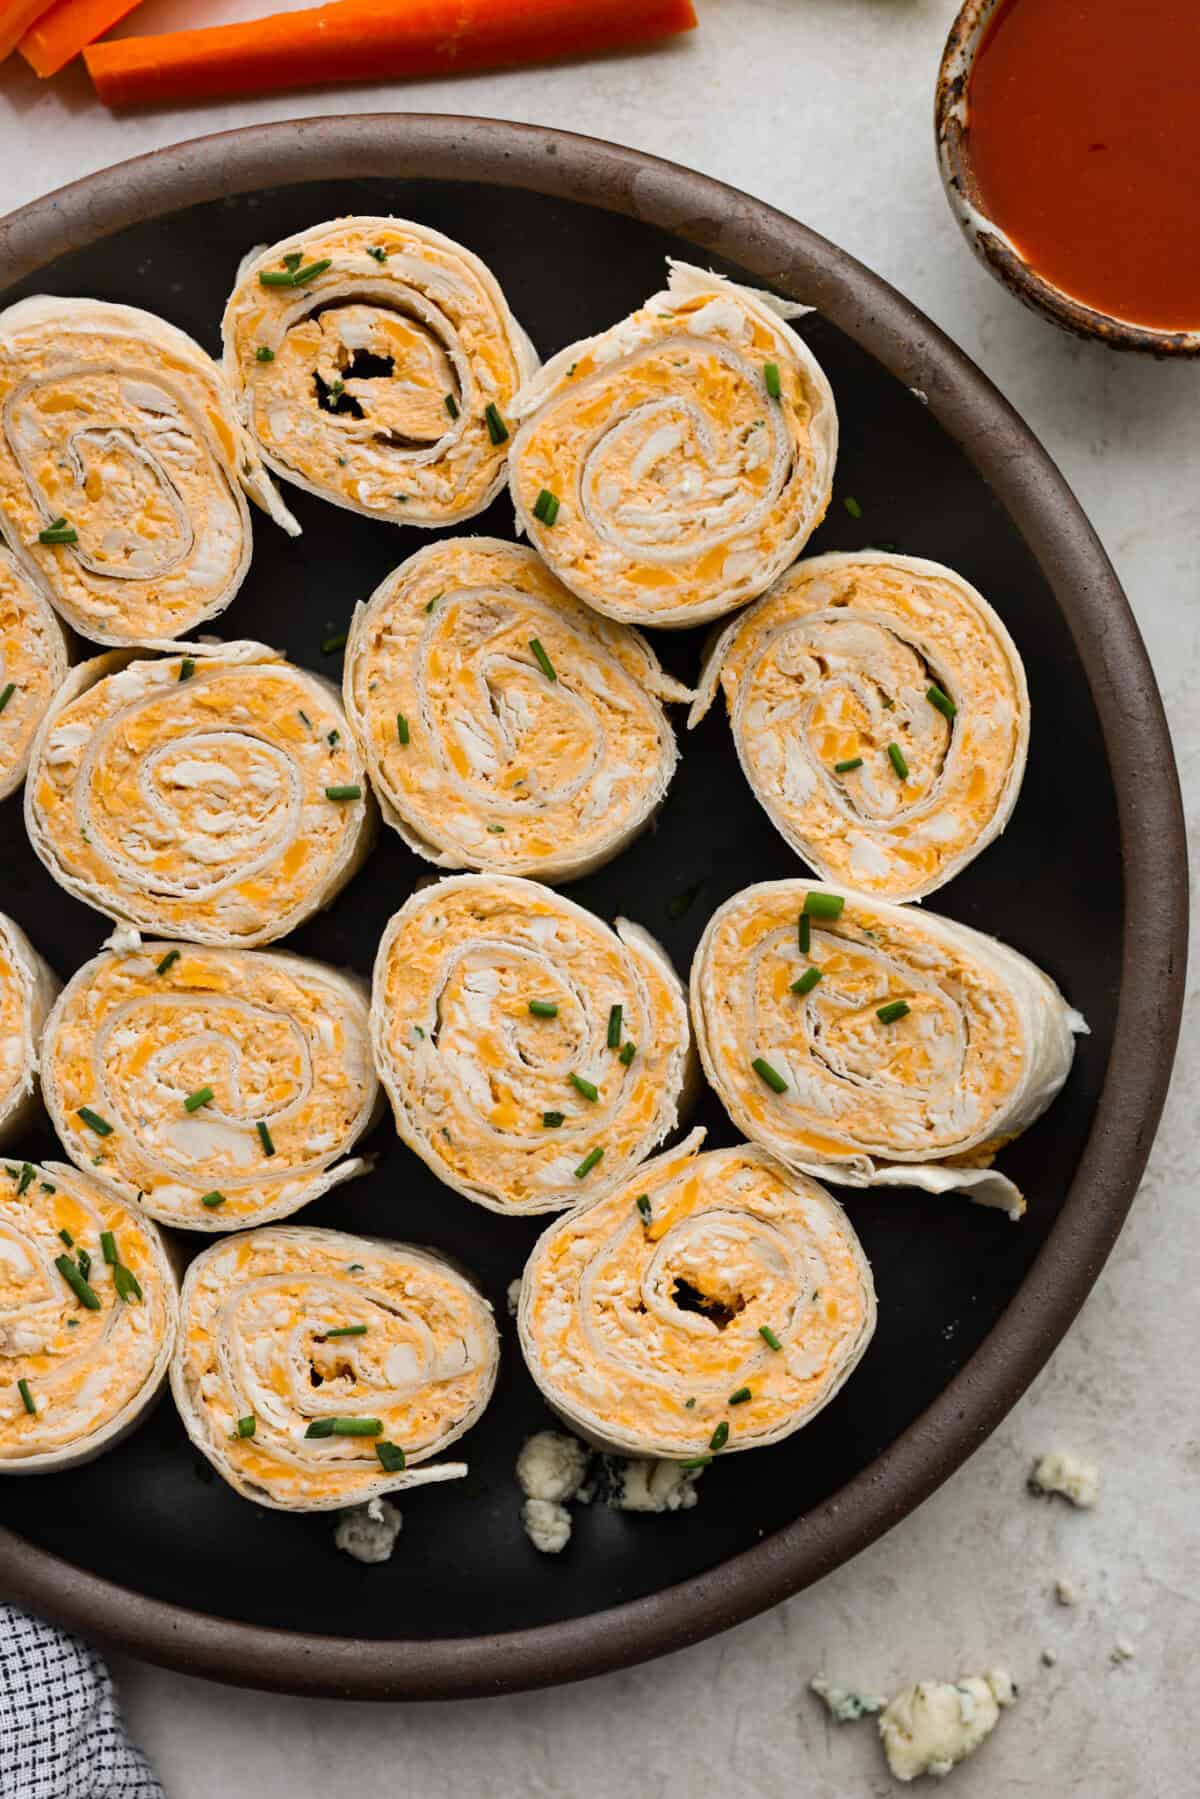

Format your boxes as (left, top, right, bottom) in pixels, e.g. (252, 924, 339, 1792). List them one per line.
(0, 295, 297, 647)
(518, 1129, 875, 1459)
(25, 641, 375, 948)
(692, 881, 1085, 1218)
(690, 552, 1030, 901)
(0, 914, 58, 1150)
(371, 875, 694, 1215)
(343, 536, 690, 882)
(222, 216, 539, 528)
(41, 940, 379, 1232)
(171, 1225, 499, 1510)
(0, 1161, 178, 1473)
(0, 547, 68, 803)
(507, 260, 838, 629)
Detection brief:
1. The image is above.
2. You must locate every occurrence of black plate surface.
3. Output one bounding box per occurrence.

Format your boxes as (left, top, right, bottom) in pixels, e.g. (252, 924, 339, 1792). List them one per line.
(0, 126, 1182, 1698)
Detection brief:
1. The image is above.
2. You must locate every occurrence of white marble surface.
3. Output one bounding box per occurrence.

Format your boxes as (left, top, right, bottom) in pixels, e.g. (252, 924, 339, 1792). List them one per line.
(2, 1, 1197, 1792)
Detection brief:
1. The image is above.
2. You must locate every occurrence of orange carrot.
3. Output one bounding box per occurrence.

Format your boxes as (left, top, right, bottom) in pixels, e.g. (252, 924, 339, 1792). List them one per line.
(0, 0, 57, 62)
(86, 0, 699, 109)
(20, 0, 143, 76)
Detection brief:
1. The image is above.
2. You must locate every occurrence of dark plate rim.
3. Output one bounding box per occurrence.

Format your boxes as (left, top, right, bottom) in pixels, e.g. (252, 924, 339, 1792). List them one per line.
(0, 113, 1186, 1702)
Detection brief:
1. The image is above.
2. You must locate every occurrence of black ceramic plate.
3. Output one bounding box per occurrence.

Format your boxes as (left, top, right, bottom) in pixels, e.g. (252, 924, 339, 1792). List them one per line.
(0, 119, 1185, 1700)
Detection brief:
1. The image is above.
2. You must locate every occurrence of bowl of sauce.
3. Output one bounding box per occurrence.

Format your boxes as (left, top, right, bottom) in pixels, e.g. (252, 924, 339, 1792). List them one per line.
(936, 0, 1200, 353)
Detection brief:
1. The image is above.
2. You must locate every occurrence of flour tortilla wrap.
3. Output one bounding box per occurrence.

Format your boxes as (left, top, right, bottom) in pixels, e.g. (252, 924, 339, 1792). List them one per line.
(171, 1225, 498, 1511)
(41, 940, 379, 1232)
(371, 874, 695, 1216)
(343, 536, 690, 882)
(25, 640, 375, 948)
(0, 295, 296, 646)
(518, 1130, 875, 1458)
(0, 914, 59, 1150)
(0, 547, 69, 803)
(690, 880, 1085, 1219)
(0, 1160, 178, 1473)
(222, 216, 539, 528)
(507, 261, 837, 629)
(690, 551, 1030, 900)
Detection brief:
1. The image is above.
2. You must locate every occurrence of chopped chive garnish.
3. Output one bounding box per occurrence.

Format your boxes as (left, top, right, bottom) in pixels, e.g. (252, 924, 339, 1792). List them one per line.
(324, 1325, 368, 1338)
(38, 518, 78, 545)
(791, 967, 822, 996)
(294, 259, 331, 284)
(304, 1419, 334, 1438)
(283, 252, 303, 271)
(256, 1121, 276, 1156)
(325, 784, 362, 801)
(347, 1263, 364, 1273)
(709, 1421, 730, 1451)
(396, 713, 410, 746)
(77, 1107, 112, 1137)
(179, 657, 196, 681)
(569, 1073, 599, 1102)
(328, 729, 339, 747)
(542, 1111, 565, 1128)
(67, 1319, 78, 1327)
(764, 361, 782, 399)
(18, 1379, 35, 1415)
(376, 1441, 406, 1472)
(425, 592, 443, 613)
(927, 683, 957, 721)
(685, 1397, 696, 1409)
(321, 630, 347, 654)
(155, 949, 180, 976)
(607, 1004, 623, 1049)
(55, 1255, 100, 1310)
(798, 913, 811, 955)
(298, 709, 313, 730)
(0, 682, 15, 714)
(16, 1163, 34, 1195)
(367, 245, 388, 263)
(636, 1194, 652, 1225)
(486, 823, 505, 833)
(529, 637, 556, 681)
(236, 1416, 256, 1438)
(255, 346, 275, 362)
(843, 495, 863, 519)
(444, 392, 460, 420)
(58, 1228, 74, 1248)
(574, 1147, 604, 1179)
(306, 1417, 382, 1438)
(200, 1191, 226, 1209)
(40, 1183, 55, 1195)
(532, 488, 560, 526)
(752, 1057, 788, 1093)
(759, 1325, 783, 1351)
(729, 1387, 752, 1405)
(484, 403, 509, 444)
(619, 1041, 637, 1066)
(77, 1249, 92, 1281)
(803, 891, 845, 920)
(184, 1086, 214, 1113)
(113, 1264, 142, 1304)
(834, 757, 864, 773)
(259, 258, 330, 287)
(680, 1456, 712, 1470)
(887, 742, 909, 781)
(100, 1230, 117, 1266)
(877, 999, 911, 1024)
(528, 999, 558, 1018)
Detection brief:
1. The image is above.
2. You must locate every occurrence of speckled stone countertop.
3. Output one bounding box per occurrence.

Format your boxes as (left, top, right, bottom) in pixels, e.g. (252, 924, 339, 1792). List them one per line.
(2, 1, 1195, 1791)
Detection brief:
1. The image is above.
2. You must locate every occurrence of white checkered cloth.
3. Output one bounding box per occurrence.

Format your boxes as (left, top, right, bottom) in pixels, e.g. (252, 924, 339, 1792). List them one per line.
(0, 1604, 162, 1798)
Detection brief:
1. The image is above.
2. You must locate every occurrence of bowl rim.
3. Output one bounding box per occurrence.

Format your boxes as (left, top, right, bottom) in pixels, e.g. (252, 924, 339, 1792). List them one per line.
(0, 112, 1187, 1701)
(936, 0, 1200, 355)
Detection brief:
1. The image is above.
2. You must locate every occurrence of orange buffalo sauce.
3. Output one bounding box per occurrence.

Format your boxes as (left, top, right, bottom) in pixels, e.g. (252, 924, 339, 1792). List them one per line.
(966, 0, 1200, 330)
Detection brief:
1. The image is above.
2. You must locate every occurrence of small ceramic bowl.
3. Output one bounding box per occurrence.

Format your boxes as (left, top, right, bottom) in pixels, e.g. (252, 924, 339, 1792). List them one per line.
(935, 0, 1200, 356)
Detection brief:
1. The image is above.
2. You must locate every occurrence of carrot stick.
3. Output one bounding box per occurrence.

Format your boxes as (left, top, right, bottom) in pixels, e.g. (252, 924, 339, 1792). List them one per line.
(20, 0, 143, 75)
(0, 0, 57, 61)
(85, 0, 699, 110)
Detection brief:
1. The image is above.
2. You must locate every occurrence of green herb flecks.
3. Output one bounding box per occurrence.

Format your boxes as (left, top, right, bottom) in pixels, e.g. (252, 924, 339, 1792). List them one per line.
(752, 1057, 788, 1094)
(877, 999, 911, 1024)
(77, 1107, 112, 1137)
(532, 488, 560, 527)
(574, 1147, 604, 1180)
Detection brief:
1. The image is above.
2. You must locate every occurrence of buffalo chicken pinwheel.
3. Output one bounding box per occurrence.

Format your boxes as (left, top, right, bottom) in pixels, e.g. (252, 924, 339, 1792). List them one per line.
(0, 1161, 177, 1473)
(343, 537, 689, 881)
(690, 552, 1030, 900)
(518, 1131, 875, 1459)
(371, 875, 694, 1215)
(41, 942, 378, 1232)
(171, 1225, 499, 1510)
(507, 261, 837, 629)
(25, 641, 374, 948)
(0, 295, 297, 646)
(691, 881, 1084, 1218)
(222, 216, 539, 528)
(0, 914, 58, 1150)
(0, 547, 68, 803)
